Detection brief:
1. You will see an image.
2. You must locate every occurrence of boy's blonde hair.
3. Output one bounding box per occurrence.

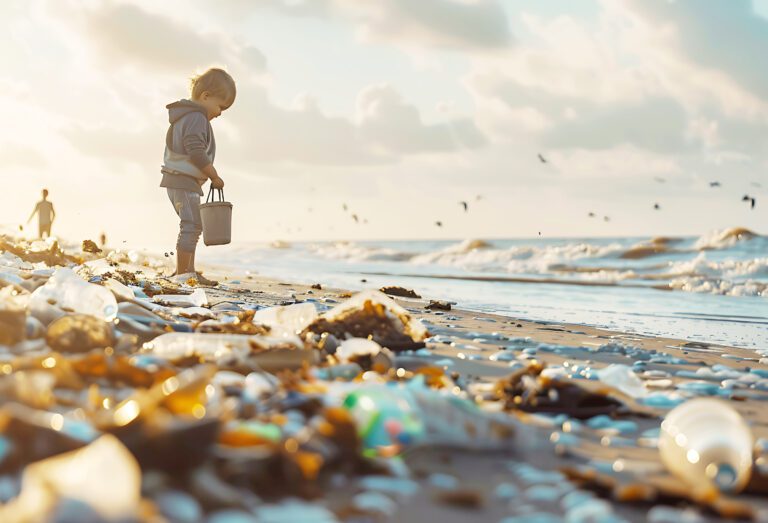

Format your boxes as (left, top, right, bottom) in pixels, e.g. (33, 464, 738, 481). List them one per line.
(190, 68, 236, 108)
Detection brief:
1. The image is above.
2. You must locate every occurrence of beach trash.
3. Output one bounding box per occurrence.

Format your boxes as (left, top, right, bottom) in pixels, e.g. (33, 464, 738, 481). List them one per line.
(253, 302, 318, 336)
(0, 293, 26, 346)
(28, 267, 118, 323)
(0, 435, 141, 522)
(343, 385, 426, 449)
(303, 290, 428, 351)
(46, 313, 115, 353)
(659, 398, 753, 493)
(200, 188, 232, 246)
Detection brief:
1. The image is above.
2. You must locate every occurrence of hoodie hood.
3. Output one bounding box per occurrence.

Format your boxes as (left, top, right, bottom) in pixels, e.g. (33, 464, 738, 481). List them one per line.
(166, 99, 207, 124)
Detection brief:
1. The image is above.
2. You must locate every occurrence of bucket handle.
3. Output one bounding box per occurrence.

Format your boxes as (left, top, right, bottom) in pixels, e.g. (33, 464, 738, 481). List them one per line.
(206, 186, 225, 203)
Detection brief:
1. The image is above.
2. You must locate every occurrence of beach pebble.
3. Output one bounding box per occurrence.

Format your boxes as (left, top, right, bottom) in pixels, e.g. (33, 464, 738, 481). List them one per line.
(524, 485, 562, 502)
(206, 510, 258, 523)
(564, 499, 616, 523)
(494, 483, 520, 500)
(500, 514, 562, 523)
(560, 490, 596, 511)
(353, 491, 398, 517)
(255, 501, 338, 522)
(490, 351, 517, 362)
(358, 476, 420, 498)
(428, 473, 459, 490)
(155, 490, 203, 523)
(647, 505, 706, 523)
(676, 381, 720, 395)
(641, 392, 685, 408)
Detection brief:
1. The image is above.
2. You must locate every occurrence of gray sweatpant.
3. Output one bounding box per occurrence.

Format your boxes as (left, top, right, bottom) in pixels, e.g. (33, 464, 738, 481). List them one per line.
(167, 188, 202, 252)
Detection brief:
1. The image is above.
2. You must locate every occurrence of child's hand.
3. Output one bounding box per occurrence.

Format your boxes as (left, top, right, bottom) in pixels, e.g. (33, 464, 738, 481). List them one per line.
(211, 176, 225, 189)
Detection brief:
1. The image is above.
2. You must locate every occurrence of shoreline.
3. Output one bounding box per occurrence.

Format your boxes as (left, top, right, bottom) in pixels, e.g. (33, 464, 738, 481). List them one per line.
(1, 237, 767, 521)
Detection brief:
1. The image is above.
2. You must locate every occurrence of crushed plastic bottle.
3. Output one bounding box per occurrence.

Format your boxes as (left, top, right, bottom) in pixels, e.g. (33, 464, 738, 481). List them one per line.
(596, 364, 647, 398)
(336, 338, 381, 363)
(253, 302, 318, 336)
(659, 398, 753, 493)
(152, 288, 208, 308)
(0, 435, 141, 522)
(28, 267, 118, 323)
(46, 314, 116, 353)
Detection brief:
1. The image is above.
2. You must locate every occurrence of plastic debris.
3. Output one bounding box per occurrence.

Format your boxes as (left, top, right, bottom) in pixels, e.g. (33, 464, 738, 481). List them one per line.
(303, 290, 428, 351)
(659, 398, 753, 494)
(0, 435, 141, 522)
(29, 267, 118, 322)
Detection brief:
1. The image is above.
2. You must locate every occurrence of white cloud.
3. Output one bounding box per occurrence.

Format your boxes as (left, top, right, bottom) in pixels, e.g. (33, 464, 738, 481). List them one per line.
(356, 84, 486, 154)
(52, 1, 267, 75)
(336, 0, 512, 50)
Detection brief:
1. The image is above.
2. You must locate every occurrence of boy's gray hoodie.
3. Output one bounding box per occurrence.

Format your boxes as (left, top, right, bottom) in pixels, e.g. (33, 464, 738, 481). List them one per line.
(160, 99, 216, 195)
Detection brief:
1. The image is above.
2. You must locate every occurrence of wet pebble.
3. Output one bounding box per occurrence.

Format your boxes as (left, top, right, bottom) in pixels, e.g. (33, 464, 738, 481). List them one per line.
(524, 485, 562, 503)
(155, 490, 203, 523)
(353, 491, 398, 517)
(500, 513, 562, 523)
(206, 510, 258, 523)
(647, 505, 706, 523)
(564, 499, 616, 523)
(358, 476, 420, 498)
(494, 482, 520, 500)
(676, 381, 720, 395)
(255, 501, 338, 522)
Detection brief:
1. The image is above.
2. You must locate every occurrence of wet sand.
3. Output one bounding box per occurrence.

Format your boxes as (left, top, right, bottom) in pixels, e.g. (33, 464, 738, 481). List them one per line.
(203, 268, 768, 522)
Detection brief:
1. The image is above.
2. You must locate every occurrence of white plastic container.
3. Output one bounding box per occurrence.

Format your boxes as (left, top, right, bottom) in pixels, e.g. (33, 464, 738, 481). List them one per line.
(659, 398, 753, 493)
(199, 188, 232, 246)
(28, 268, 118, 323)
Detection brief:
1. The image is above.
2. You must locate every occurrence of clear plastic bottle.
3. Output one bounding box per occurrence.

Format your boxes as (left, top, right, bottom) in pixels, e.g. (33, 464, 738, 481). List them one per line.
(29, 268, 117, 323)
(659, 398, 753, 493)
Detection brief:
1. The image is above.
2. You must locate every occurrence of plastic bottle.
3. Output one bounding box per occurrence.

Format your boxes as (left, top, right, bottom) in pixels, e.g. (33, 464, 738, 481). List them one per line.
(29, 268, 117, 323)
(252, 302, 318, 336)
(659, 398, 753, 493)
(342, 385, 425, 449)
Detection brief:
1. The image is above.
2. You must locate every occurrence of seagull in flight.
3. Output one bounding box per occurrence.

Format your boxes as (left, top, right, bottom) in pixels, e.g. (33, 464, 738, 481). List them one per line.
(743, 195, 756, 209)
(709, 181, 721, 187)
(653, 203, 661, 210)
(435, 221, 443, 227)
(538, 153, 547, 164)
(459, 201, 468, 212)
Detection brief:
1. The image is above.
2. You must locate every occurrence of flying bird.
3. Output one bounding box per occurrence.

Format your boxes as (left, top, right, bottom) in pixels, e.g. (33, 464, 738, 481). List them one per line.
(654, 203, 660, 210)
(342, 203, 348, 212)
(435, 221, 443, 227)
(538, 153, 547, 164)
(459, 201, 468, 212)
(475, 194, 483, 201)
(588, 212, 595, 218)
(709, 181, 721, 187)
(351, 214, 359, 223)
(603, 216, 610, 222)
(742, 195, 756, 209)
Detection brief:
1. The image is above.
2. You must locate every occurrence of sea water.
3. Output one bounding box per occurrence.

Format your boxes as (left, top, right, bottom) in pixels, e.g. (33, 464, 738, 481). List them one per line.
(199, 228, 768, 349)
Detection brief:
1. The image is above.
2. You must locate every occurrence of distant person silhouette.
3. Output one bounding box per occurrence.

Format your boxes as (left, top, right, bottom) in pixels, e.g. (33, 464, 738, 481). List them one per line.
(27, 189, 56, 239)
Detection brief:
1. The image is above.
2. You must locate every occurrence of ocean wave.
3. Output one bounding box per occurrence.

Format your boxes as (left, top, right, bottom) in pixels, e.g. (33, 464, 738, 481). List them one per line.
(307, 241, 413, 262)
(668, 276, 767, 297)
(694, 227, 759, 250)
(664, 252, 768, 280)
(410, 239, 625, 274)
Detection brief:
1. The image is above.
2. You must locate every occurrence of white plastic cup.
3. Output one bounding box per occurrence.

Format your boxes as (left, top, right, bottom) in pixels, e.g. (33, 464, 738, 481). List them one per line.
(659, 398, 753, 493)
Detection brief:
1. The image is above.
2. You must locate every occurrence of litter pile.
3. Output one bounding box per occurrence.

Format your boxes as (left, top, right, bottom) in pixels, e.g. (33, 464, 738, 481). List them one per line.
(0, 235, 767, 522)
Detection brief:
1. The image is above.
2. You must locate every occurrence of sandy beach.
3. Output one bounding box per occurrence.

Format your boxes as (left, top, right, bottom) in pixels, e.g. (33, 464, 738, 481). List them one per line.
(0, 236, 766, 522)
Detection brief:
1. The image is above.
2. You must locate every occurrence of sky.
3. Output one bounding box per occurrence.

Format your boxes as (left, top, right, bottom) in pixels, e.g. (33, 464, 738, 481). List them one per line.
(2, 0, 768, 248)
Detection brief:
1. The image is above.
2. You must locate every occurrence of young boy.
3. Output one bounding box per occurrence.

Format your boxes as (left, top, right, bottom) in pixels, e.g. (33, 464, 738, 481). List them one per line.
(161, 68, 236, 286)
(27, 188, 56, 239)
